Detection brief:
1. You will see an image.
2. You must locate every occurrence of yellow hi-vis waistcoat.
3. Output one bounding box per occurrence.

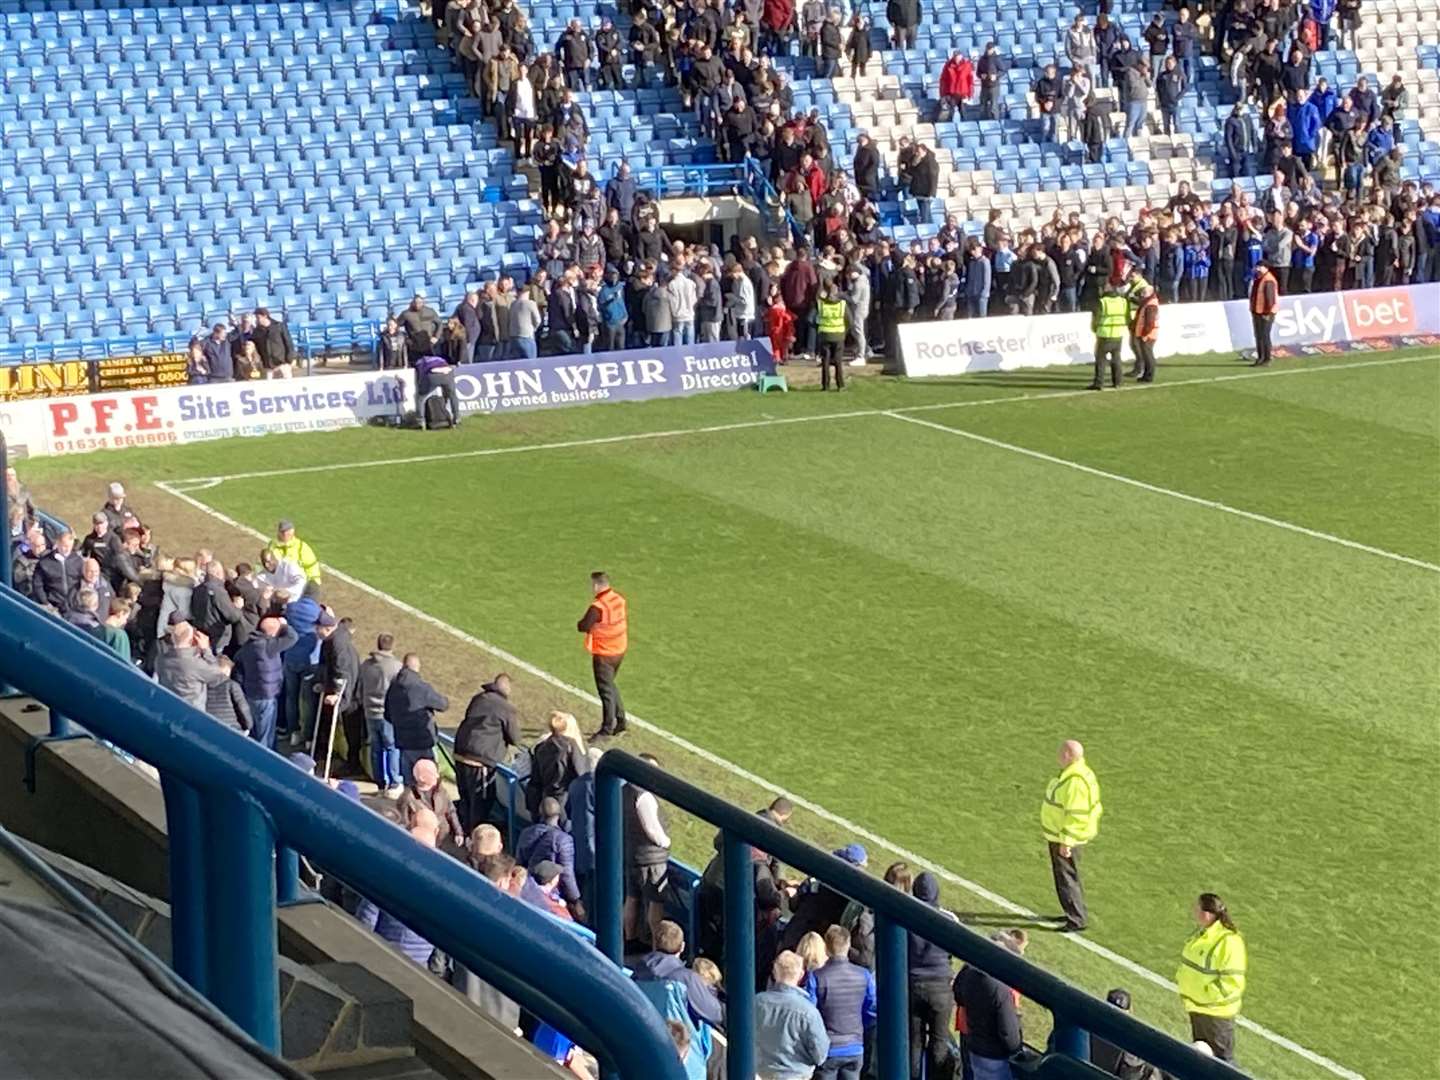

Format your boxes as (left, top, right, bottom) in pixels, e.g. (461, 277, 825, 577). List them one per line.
(1176, 921, 1248, 1018)
(1095, 294, 1129, 340)
(267, 536, 321, 581)
(1041, 758, 1103, 846)
(817, 298, 847, 337)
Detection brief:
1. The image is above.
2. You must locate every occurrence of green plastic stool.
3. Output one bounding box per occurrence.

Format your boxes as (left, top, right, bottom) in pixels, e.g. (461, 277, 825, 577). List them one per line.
(757, 373, 789, 394)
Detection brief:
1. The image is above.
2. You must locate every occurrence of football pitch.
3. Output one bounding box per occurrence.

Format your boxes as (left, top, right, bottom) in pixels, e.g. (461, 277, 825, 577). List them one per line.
(23, 346, 1440, 1079)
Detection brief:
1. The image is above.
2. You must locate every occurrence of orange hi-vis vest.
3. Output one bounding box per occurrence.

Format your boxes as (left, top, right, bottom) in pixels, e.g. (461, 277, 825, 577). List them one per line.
(1250, 268, 1278, 315)
(585, 588, 628, 657)
(1134, 293, 1160, 342)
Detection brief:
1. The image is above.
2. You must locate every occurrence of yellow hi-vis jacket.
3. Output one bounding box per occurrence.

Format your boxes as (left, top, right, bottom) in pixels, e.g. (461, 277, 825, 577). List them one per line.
(1041, 758, 1103, 846)
(268, 536, 321, 581)
(1176, 921, 1248, 1018)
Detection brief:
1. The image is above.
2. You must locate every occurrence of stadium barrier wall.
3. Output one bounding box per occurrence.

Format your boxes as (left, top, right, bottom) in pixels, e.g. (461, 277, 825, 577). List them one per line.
(0, 339, 778, 459)
(898, 282, 1440, 376)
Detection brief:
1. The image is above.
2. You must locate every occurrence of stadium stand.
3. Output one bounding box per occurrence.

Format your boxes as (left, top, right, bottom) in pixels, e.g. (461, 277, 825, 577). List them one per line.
(3, 0, 1438, 366)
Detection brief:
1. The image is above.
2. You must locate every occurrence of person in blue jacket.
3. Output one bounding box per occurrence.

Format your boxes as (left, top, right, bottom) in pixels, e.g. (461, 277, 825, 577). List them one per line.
(1366, 116, 1396, 166)
(1310, 0, 1337, 50)
(1182, 224, 1212, 302)
(1287, 89, 1323, 170)
(596, 266, 628, 352)
(1158, 226, 1185, 305)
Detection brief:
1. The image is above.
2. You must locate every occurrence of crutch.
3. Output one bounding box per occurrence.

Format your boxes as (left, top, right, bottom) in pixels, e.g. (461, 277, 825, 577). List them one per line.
(310, 677, 347, 784)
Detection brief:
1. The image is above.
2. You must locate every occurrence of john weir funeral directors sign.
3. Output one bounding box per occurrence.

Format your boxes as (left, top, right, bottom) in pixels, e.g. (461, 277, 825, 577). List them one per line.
(449, 339, 777, 415)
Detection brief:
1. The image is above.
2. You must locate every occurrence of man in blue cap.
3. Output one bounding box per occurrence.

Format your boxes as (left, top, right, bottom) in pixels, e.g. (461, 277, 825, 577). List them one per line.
(781, 844, 867, 951)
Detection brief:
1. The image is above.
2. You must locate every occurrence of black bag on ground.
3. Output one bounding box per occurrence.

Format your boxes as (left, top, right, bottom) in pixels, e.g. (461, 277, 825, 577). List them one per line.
(422, 393, 452, 430)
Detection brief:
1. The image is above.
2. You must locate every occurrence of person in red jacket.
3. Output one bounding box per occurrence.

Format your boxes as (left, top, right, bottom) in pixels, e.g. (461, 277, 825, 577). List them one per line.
(764, 288, 796, 364)
(761, 0, 793, 55)
(939, 53, 974, 121)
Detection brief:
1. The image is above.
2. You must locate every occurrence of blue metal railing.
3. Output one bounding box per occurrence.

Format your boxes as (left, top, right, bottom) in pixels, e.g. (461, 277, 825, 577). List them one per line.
(434, 731, 705, 956)
(0, 321, 381, 370)
(595, 749, 1248, 1080)
(0, 441, 685, 1080)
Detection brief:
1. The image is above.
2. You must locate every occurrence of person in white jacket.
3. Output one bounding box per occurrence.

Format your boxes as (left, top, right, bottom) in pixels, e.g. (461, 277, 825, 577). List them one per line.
(511, 65, 537, 157)
(664, 269, 699, 347)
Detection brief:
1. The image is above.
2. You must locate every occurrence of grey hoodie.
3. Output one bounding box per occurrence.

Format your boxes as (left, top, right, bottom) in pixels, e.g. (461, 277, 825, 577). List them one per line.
(358, 649, 403, 722)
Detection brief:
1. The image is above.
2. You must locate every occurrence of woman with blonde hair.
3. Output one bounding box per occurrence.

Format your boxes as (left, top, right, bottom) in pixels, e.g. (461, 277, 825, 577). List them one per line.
(796, 930, 827, 1002)
(555, 710, 587, 754)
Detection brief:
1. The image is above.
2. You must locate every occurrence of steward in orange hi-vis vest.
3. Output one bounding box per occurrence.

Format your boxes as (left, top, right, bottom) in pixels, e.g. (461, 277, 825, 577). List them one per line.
(1248, 264, 1280, 367)
(577, 572, 629, 736)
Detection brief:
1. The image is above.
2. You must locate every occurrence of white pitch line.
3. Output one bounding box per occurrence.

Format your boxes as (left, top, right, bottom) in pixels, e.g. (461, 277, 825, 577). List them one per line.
(153, 481, 1366, 1080)
(167, 352, 1437, 488)
(885, 410, 1440, 574)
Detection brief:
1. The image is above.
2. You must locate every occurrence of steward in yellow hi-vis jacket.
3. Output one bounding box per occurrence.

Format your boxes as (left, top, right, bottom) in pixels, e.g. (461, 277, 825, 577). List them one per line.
(1041, 739, 1102, 932)
(1177, 892, 1248, 1062)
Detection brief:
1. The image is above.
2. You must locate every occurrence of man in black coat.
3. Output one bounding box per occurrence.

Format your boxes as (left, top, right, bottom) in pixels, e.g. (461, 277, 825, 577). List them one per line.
(853, 134, 881, 200)
(317, 612, 363, 774)
(885, 0, 921, 48)
(251, 307, 296, 377)
(33, 529, 83, 612)
(453, 674, 521, 832)
(383, 654, 449, 786)
(190, 560, 243, 655)
(907, 143, 939, 223)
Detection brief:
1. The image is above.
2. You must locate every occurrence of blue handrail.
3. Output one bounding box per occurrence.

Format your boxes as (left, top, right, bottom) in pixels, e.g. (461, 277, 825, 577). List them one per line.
(595, 749, 1249, 1080)
(0, 457, 685, 1079)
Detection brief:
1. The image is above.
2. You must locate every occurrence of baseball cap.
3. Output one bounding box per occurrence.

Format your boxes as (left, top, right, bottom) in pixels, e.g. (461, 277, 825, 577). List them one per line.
(316, 611, 338, 628)
(834, 844, 868, 866)
(533, 860, 562, 884)
(277, 518, 294, 532)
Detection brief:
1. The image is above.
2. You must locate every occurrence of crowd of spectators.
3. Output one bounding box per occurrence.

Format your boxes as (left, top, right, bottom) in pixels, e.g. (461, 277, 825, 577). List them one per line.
(378, 0, 1440, 372)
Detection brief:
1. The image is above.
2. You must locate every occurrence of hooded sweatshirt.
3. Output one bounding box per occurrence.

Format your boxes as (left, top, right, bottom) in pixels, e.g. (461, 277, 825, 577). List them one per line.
(907, 872, 955, 982)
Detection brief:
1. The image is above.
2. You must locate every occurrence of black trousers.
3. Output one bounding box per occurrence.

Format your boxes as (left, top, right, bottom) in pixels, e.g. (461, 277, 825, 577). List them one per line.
(1092, 339, 1122, 387)
(909, 978, 955, 1079)
(1133, 337, 1156, 381)
(1048, 841, 1087, 929)
(819, 334, 845, 390)
(1189, 1013, 1236, 1061)
(593, 653, 627, 734)
(456, 759, 496, 835)
(1252, 314, 1274, 365)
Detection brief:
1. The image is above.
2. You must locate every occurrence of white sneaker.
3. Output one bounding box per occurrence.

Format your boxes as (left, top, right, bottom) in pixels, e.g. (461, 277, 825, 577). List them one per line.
(849, 357, 867, 367)
(384, 785, 404, 799)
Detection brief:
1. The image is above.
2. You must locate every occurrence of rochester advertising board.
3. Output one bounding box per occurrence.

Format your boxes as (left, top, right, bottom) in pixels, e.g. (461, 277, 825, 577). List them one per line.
(900, 284, 1438, 376)
(0, 370, 411, 459)
(0, 351, 192, 403)
(449, 338, 776, 416)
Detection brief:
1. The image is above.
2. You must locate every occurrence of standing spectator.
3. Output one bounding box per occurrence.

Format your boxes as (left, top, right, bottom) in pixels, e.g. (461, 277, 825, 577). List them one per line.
(885, 0, 920, 49)
(33, 529, 82, 613)
(557, 18, 590, 90)
(908, 872, 956, 1079)
(97, 599, 133, 664)
(234, 615, 298, 750)
(695, 262, 723, 344)
(98, 481, 132, 532)
(1171, 7, 1197, 87)
(1091, 989, 1163, 1080)
(156, 622, 230, 712)
(1032, 63, 1062, 143)
(623, 752, 671, 948)
(845, 15, 871, 78)
(316, 611, 362, 775)
(938, 51, 974, 123)
(953, 932, 1025, 1080)
(397, 295, 441, 358)
(452, 291, 483, 365)
(1122, 61, 1149, 137)
(629, 10, 661, 89)
(516, 796, 583, 920)
(383, 653, 449, 784)
(598, 267, 628, 351)
(1155, 58, 1184, 137)
(976, 42, 1005, 122)
(252, 308, 296, 379)
(852, 134, 881, 202)
(453, 673, 520, 830)
(666, 267, 699, 347)
(813, 925, 876, 1080)
(755, 951, 830, 1080)
(358, 633, 403, 796)
(509, 286, 542, 358)
(379, 317, 409, 370)
(1082, 93, 1110, 164)
(200, 323, 234, 382)
(907, 144, 939, 223)
(80, 511, 119, 578)
(1065, 14, 1096, 86)
(1262, 211, 1294, 293)
(397, 758, 465, 851)
(268, 518, 321, 583)
(510, 63, 537, 157)
(1223, 103, 1256, 179)
(527, 709, 587, 819)
(817, 10, 842, 80)
(1288, 89, 1322, 171)
(204, 655, 252, 735)
(190, 560, 242, 655)
(1060, 67, 1090, 144)
(1141, 14, 1168, 80)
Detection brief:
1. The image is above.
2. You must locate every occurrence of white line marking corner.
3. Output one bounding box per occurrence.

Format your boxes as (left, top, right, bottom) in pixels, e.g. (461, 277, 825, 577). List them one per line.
(151, 481, 1367, 1080)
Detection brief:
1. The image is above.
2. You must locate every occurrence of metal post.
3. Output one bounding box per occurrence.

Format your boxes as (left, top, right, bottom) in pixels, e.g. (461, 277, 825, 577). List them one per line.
(1052, 1015, 1090, 1063)
(161, 775, 210, 997)
(722, 831, 755, 1080)
(276, 844, 301, 905)
(874, 913, 909, 1080)
(505, 772, 518, 852)
(48, 709, 72, 738)
(203, 789, 281, 1051)
(595, 767, 625, 966)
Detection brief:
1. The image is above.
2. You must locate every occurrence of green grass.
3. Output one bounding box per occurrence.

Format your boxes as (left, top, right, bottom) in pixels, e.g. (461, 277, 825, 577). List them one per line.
(22, 348, 1440, 1078)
